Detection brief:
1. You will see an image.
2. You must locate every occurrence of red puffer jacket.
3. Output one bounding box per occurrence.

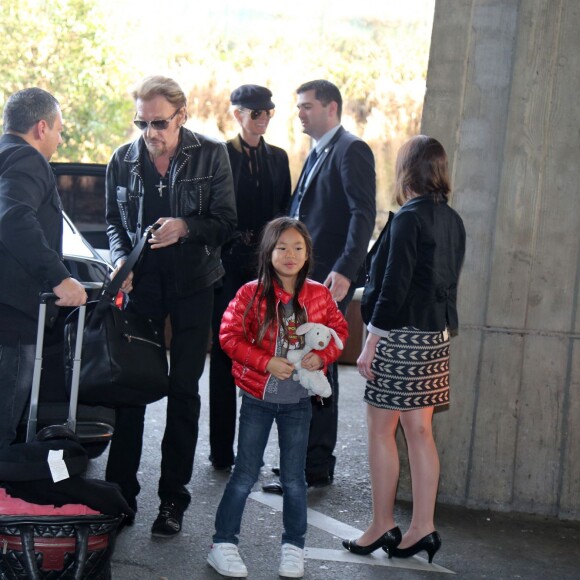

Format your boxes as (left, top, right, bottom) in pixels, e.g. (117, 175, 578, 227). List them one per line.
(219, 279, 349, 399)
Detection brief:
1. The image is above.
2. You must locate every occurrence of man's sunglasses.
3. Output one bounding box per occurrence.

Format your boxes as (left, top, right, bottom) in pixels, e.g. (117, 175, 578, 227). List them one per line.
(133, 108, 181, 131)
(240, 108, 275, 121)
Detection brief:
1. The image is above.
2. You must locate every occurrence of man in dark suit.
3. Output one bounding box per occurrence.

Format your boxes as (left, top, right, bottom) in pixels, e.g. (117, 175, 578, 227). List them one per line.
(264, 79, 376, 491)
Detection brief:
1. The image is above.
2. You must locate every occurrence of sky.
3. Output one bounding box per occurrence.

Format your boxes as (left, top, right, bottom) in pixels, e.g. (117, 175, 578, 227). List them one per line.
(108, 0, 435, 35)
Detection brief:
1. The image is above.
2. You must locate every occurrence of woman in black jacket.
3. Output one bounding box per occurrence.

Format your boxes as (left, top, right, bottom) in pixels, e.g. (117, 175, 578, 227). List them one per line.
(342, 135, 466, 563)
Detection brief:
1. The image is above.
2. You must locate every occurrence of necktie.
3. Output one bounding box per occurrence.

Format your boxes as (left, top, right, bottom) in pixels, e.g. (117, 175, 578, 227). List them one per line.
(290, 149, 318, 217)
(303, 148, 318, 177)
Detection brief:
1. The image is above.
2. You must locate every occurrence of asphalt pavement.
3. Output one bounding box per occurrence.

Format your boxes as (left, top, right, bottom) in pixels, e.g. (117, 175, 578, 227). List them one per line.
(86, 359, 580, 579)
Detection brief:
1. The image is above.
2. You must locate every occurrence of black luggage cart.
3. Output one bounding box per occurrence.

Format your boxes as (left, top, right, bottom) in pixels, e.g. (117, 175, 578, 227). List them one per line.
(0, 296, 123, 580)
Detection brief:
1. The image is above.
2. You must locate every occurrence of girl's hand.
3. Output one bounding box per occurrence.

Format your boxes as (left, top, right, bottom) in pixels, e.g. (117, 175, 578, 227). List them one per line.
(301, 352, 323, 371)
(266, 357, 295, 380)
(357, 333, 380, 381)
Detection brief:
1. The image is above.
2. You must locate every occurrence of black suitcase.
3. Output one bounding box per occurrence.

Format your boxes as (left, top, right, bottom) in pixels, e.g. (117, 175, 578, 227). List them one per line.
(0, 296, 123, 580)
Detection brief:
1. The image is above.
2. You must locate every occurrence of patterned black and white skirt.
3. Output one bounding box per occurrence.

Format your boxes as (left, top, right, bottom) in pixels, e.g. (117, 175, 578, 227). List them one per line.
(364, 326, 450, 410)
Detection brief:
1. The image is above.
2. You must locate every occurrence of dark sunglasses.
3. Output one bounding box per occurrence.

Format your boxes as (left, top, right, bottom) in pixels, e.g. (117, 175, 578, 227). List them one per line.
(240, 108, 274, 121)
(133, 108, 181, 131)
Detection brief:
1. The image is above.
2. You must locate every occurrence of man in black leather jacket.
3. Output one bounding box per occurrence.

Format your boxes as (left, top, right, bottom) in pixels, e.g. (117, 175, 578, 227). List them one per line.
(105, 76, 236, 537)
(0, 88, 87, 449)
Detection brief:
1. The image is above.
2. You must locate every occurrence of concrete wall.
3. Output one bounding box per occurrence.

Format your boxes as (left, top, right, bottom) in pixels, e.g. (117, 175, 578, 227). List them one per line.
(417, 0, 580, 519)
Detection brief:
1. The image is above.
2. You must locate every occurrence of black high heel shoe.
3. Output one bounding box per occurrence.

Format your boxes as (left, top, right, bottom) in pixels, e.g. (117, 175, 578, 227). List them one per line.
(342, 526, 402, 555)
(384, 531, 441, 563)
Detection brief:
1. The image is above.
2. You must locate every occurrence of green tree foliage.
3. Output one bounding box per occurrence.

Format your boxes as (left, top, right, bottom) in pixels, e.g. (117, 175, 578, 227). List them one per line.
(0, 0, 432, 230)
(163, 7, 431, 226)
(0, 0, 134, 162)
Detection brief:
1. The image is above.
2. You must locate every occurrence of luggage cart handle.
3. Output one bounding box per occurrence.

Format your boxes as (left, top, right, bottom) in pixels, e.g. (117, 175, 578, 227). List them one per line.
(40, 292, 57, 303)
(26, 297, 86, 443)
(26, 296, 57, 442)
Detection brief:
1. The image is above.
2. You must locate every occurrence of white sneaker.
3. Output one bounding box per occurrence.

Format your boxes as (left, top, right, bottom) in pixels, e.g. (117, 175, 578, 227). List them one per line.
(207, 543, 248, 578)
(278, 543, 304, 578)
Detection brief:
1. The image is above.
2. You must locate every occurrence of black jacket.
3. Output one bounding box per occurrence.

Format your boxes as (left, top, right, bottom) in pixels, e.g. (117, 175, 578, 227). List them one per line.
(365, 196, 466, 333)
(0, 134, 70, 320)
(361, 211, 394, 325)
(106, 128, 237, 295)
(226, 135, 291, 219)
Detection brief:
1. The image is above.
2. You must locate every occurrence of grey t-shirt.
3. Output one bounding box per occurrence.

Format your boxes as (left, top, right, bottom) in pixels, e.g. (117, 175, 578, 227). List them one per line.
(246, 302, 310, 404)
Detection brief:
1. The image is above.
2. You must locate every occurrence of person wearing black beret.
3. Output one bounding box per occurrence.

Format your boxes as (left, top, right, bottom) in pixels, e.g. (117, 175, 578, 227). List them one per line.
(208, 84, 291, 472)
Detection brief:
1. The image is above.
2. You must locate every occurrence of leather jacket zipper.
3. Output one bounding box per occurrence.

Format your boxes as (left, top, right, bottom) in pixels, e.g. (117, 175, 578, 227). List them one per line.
(123, 334, 162, 348)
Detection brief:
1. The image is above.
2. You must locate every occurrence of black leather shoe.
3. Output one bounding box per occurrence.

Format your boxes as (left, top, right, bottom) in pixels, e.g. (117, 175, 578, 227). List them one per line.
(209, 455, 233, 471)
(262, 481, 283, 494)
(342, 526, 402, 555)
(385, 531, 441, 563)
(151, 501, 184, 538)
(307, 474, 333, 488)
(212, 463, 232, 472)
(262, 475, 333, 494)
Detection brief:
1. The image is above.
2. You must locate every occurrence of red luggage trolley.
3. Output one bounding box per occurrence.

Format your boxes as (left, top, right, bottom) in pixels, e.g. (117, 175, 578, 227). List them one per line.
(0, 296, 123, 579)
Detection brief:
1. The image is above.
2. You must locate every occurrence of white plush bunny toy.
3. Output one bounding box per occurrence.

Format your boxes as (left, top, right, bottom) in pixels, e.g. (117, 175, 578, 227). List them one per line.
(286, 322, 344, 397)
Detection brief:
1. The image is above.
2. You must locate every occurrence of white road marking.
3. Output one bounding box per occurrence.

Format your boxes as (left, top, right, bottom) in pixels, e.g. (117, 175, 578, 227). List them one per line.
(305, 548, 454, 573)
(250, 491, 455, 574)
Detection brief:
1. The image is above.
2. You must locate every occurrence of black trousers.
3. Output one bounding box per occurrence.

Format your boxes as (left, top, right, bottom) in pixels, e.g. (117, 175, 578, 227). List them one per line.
(106, 263, 213, 512)
(305, 284, 355, 480)
(208, 253, 254, 468)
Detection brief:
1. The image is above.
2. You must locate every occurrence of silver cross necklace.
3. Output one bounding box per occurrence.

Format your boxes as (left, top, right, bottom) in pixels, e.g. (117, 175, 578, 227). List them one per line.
(156, 178, 167, 197)
(151, 154, 173, 197)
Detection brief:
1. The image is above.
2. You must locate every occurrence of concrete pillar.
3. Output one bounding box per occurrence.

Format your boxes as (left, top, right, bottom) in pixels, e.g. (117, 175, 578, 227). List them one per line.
(419, 0, 580, 519)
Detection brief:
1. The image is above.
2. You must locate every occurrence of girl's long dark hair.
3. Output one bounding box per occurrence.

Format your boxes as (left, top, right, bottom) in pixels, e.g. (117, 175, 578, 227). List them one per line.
(243, 217, 313, 345)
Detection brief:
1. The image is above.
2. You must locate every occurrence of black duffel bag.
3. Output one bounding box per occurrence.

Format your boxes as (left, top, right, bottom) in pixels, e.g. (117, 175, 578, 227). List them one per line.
(64, 226, 169, 408)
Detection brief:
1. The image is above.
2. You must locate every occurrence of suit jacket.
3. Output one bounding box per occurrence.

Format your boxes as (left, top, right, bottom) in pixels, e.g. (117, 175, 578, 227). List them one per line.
(368, 196, 466, 334)
(290, 126, 376, 284)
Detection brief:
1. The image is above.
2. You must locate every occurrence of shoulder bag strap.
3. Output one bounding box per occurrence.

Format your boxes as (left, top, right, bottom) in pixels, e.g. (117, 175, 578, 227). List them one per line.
(100, 224, 159, 302)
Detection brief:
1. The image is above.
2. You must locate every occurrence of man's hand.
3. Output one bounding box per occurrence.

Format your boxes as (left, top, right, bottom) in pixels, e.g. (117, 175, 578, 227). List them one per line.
(266, 357, 295, 380)
(53, 277, 87, 307)
(111, 259, 133, 294)
(148, 218, 189, 249)
(323, 271, 351, 303)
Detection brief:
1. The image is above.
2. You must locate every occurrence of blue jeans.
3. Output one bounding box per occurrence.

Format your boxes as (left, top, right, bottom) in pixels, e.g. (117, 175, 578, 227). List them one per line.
(0, 342, 34, 448)
(213, 395, 312, 549)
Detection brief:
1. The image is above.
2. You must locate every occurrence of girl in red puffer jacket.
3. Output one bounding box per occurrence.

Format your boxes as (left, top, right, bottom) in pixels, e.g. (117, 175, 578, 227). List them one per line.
(208, 217, 347, 578)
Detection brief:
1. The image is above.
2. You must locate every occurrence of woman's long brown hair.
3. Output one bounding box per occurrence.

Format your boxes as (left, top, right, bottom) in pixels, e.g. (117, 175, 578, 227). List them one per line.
(395, 135, 451, 206)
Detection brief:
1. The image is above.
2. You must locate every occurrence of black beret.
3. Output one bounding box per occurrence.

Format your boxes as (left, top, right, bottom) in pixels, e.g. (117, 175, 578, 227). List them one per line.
(230, 84, 275, 110)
